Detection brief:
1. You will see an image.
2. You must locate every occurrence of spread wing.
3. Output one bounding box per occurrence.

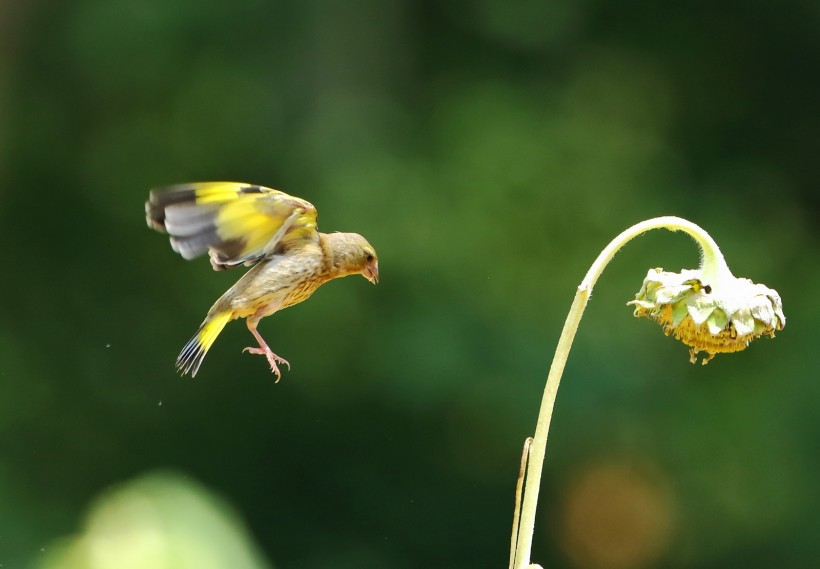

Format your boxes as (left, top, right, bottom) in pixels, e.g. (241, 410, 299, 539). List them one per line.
(146, 182, 318, 270)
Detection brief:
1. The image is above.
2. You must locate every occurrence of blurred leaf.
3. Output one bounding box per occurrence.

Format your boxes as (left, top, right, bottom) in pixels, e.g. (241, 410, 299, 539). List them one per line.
(35, 472, 273, 569)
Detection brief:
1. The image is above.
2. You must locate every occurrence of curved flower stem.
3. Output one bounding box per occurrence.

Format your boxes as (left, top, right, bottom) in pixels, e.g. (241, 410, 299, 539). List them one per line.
(511, 216, 728, 569)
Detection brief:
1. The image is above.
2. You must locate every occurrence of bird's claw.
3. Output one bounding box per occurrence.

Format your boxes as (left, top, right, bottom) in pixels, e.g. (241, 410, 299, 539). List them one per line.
(242, 347, 291, 382)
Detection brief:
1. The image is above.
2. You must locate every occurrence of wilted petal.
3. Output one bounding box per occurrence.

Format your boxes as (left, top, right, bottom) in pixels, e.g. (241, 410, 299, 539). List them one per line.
(655, 284, 693, 304)
(630, 300, 656, 311)
(686, 296, 717, 325)
(730, 307, 756, 336)
(670, 299, 689, 326)
(706, 309, 727, 335)
(748, 296, 775, 327)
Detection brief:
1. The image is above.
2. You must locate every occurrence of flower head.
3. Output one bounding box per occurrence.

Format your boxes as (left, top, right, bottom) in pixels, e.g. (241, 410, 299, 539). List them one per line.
(628, 267, 785, 364)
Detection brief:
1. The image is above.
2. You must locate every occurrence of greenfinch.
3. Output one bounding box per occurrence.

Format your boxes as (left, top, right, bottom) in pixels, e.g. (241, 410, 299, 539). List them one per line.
(146, 182, 379, 379)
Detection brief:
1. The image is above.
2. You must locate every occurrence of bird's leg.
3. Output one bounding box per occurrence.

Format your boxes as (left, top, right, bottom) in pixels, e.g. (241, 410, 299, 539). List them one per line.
(242, 318, 290, 382)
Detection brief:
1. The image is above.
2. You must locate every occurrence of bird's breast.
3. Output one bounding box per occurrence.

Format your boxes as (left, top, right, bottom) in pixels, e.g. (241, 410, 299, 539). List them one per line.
(281, 275, 324, 308)
(228, 250, 327, 318)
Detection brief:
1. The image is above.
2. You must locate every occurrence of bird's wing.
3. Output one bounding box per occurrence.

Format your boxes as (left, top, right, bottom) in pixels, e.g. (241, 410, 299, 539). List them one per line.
(146, 182, 318, 270)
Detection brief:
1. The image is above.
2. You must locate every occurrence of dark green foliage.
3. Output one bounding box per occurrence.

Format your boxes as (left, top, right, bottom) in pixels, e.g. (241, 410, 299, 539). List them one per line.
(0, 1, 817, 567)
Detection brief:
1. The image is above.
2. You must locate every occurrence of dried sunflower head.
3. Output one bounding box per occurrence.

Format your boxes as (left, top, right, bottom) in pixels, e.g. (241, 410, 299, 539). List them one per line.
(628, 268, 785, 364)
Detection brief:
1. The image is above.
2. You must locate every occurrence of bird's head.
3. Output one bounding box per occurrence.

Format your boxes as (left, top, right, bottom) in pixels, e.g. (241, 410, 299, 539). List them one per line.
(325, 232, 379, 284)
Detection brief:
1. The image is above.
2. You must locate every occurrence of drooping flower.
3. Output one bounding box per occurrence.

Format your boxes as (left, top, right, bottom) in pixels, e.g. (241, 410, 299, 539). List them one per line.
(628, 267, 785, 364)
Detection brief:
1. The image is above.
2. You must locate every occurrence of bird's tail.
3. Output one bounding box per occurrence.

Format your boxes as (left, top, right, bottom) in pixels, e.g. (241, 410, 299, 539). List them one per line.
(176, 310, 232, 377)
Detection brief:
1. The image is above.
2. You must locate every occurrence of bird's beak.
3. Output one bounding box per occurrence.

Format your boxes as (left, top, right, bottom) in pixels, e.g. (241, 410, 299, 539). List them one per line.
(363, 262, 379, 284)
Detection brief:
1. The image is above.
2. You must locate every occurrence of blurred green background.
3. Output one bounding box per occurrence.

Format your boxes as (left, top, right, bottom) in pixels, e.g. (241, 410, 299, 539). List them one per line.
(1, 0, 818, 568)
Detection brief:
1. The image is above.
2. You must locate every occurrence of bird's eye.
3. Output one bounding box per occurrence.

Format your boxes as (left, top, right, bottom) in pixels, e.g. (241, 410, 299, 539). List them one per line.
(365, 252, 374, 262)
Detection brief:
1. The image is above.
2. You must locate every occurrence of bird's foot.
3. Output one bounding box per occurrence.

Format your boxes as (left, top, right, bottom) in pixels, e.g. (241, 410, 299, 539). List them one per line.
(242, 347, 291, 382)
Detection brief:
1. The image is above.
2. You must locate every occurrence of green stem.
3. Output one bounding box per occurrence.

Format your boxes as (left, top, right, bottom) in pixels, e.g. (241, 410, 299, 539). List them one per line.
(511, 216, 728, 569)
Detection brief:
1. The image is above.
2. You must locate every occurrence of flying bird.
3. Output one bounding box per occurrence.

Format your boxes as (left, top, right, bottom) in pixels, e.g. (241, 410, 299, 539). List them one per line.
(146, 182, 379, 379)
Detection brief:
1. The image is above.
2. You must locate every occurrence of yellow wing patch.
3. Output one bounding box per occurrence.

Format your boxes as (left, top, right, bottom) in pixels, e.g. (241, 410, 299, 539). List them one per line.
(215, 192, 316, 255)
